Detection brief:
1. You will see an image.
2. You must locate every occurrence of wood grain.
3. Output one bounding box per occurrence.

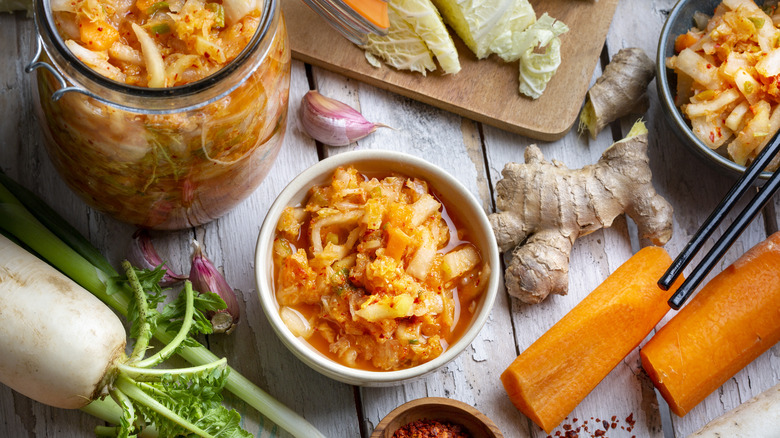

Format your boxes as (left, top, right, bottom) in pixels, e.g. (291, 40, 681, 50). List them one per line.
(284, 0, 619, 141)
(4, 1, 779, 437)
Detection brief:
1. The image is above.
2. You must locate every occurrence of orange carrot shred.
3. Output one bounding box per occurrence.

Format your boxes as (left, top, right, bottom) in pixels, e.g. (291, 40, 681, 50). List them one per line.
(500, 246, 681, 433)
(674, 32, 699, 53)
(78, 18, 120, 51)
(640, 231, 780, 417)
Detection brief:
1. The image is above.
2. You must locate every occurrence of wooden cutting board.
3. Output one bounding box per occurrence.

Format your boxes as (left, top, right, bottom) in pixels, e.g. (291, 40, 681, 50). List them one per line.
(282, 0, 619, 141)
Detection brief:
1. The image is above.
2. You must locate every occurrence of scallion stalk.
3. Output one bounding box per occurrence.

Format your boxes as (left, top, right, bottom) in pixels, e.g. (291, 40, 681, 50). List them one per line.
(0, 173, 326, 438)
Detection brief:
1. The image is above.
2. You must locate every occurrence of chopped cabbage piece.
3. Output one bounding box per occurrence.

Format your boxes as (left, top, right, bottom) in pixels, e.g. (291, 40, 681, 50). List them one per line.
(517, 16, 568, 100)
(362, 6, 436, 76)
(430, 0, 517, 59)
(391, 0, 460, 74)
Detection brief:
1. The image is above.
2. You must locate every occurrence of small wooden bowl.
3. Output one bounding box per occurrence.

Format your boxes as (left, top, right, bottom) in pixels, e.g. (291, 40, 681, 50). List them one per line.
(370, 397, 504, 438)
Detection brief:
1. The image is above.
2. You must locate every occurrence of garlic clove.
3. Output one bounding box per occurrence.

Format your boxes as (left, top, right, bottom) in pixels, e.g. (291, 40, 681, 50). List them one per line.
(300, 90, 390, 146)
(189, 239, 240, 334)
(128, 229, 187, 286)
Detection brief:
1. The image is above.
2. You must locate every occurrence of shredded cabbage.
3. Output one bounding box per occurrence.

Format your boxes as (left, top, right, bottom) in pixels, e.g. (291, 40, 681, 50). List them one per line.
(52, 0, 261, 87)
(668, 0, 780, 169)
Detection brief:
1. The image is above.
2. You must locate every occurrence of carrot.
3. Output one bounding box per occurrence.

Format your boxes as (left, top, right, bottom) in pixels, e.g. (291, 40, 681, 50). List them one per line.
(640, 231, 780, 417)
(500, 246, 680, 433)
(78, 18, 119, 51)
(674, 32, 699, 53)
(342, 0, 389, 30)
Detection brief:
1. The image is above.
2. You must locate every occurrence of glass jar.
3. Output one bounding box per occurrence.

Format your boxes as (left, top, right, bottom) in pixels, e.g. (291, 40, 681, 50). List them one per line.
(28, 0, 291, 229)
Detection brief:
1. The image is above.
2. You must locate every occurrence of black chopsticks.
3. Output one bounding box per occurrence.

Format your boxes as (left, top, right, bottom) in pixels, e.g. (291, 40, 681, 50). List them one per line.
(658, 133, 780, 310)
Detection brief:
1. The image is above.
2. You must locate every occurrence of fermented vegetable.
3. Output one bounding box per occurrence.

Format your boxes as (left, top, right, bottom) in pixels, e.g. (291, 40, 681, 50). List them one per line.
(666, 0, 780, 170)
(641, 231, 780, 417)
(56, 0, 261, 86)
(500, 246, 680, 433)
(272, 165, 490, 371)
(36, 0, 291, 229)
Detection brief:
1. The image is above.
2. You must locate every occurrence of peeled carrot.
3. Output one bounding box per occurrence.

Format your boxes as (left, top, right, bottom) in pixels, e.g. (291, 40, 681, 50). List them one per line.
(342, 0, 389, 30)
(501, 246, 680, 433)
(640, 231, 780, 417)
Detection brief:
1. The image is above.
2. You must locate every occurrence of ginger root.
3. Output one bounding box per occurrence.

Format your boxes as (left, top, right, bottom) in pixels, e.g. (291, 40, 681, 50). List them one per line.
(489, 121, 673, 304)
(579, 48, 655, 139)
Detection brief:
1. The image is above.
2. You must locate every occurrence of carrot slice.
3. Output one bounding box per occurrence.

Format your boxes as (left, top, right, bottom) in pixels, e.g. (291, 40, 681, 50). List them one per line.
(640, 231, 780, 417)
(78, 18, 120, 51)
(501, 246, 680, 433)
(342, 0, 389, 31)
(674, 32, 699, 53)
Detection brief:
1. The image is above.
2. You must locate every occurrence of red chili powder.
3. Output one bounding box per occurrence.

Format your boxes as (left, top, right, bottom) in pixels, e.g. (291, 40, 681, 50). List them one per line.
(392, 418, 472, 438)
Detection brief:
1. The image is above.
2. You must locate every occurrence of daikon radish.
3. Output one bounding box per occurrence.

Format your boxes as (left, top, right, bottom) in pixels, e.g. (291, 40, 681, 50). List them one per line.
(0, 233, 250, 437)
(501, 246, 680, 433)
(689, 382, 780, 437)
(640, 231, 780, 417)
(0, 234, 126, 409)
(0, 171, 326, 438)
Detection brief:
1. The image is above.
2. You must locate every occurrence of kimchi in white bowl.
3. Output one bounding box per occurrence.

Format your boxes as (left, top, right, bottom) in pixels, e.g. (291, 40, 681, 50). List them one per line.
(254, 150, 499, 386)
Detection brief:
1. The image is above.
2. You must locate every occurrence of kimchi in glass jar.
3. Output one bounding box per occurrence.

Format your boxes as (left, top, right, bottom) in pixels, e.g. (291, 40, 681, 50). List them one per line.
(28, 0, 290, 229)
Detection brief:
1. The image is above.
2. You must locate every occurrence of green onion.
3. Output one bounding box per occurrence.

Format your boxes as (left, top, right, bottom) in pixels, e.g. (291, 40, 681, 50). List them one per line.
(0, 171, 326, 438)
(749, 17, 765, 30)
(0, 171, 115, 274)
(145, 1, 169, 15)
(206, 2, 225, 28)
(150, 22, 171, 35)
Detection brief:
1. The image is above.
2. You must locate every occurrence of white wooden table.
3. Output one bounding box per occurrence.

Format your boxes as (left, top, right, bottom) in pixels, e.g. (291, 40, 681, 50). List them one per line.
(2, 1, 779, 436)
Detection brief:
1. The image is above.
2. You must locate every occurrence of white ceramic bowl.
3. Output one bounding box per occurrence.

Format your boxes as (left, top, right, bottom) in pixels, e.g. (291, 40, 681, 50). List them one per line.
(254, 150, 500, 386)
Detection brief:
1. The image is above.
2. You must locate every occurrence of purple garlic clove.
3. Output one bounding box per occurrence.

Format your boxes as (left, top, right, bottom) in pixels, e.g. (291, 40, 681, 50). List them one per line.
(128, 229, 187, 286)
(300, 90, 390, 146)
(189, 239, 240, 334)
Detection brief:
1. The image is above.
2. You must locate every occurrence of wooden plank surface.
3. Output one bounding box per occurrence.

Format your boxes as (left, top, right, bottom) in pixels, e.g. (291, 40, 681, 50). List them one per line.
(308, 68, 528, 437)
(2, 1, 780, 437)
(284, 0, 619, 141)
(609, 1, 779, 437)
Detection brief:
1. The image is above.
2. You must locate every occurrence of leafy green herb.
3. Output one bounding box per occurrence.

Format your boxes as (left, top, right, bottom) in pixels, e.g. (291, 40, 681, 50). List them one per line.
(109, 273, 250, 437)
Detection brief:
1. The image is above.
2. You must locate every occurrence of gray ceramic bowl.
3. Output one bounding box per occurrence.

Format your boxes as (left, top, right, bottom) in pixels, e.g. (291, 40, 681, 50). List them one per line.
(657, 0, 773, 179)
(254, 150, 500, 386)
